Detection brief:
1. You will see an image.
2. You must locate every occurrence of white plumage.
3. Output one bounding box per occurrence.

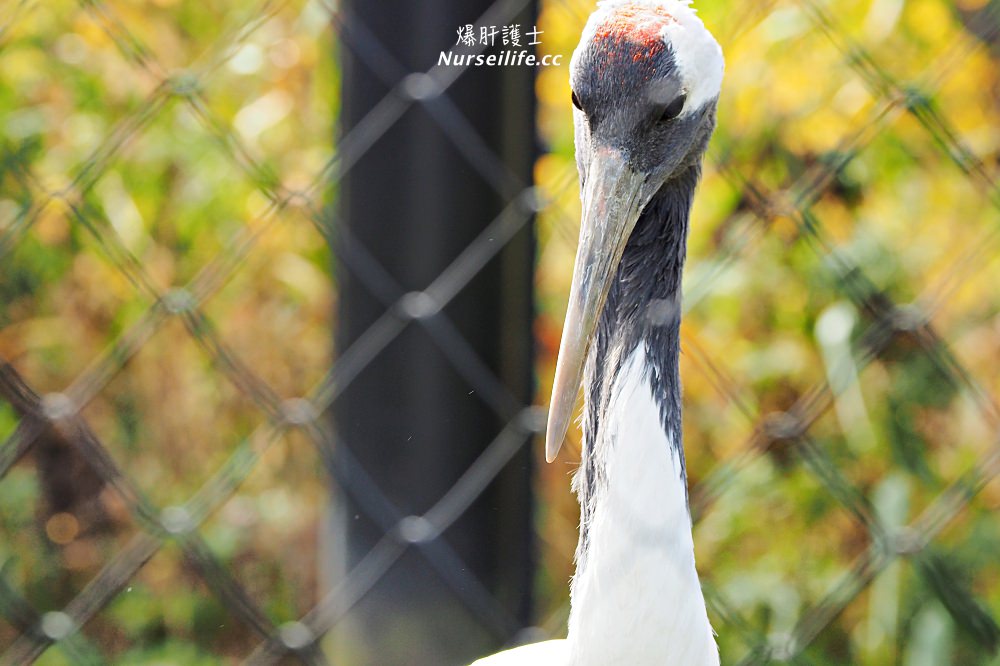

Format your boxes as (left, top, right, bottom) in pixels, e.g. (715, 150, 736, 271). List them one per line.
(472, 348, 717, 665)
(469, 639, 567, 665)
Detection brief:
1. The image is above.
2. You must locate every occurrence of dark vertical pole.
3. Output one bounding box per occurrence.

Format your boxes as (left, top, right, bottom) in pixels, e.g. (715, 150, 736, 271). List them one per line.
(332, 1, 537, 664)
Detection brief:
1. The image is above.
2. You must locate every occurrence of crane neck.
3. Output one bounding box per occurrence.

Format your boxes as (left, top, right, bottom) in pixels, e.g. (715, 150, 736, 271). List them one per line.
(567, 164, 719, 665)
(576, 163, 699, 545)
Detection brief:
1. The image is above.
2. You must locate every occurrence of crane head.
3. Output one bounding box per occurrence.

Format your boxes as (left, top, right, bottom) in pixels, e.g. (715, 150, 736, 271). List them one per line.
(546, 0, 724, 462)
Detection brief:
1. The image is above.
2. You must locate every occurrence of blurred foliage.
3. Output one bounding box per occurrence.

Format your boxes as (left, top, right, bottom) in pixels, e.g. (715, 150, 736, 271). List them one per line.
(1, 0, 1000, 663)
(534, 0, 1000, 663)
(1, 0, 333, 661)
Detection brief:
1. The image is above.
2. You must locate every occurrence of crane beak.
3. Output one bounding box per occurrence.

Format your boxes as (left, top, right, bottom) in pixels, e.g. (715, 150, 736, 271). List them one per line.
(546, 147, 649, 462)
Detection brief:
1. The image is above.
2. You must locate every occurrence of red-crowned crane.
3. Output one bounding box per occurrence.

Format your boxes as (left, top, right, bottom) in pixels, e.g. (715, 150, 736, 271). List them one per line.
(471, 1, 724, 664)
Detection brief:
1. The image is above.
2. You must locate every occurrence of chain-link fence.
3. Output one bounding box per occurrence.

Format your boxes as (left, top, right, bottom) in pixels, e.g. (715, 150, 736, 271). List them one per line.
(2, 0, 1000, 664)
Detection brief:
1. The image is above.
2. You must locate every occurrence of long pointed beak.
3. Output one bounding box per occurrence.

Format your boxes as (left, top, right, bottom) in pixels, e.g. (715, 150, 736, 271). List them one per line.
(546, 147, 649, 462)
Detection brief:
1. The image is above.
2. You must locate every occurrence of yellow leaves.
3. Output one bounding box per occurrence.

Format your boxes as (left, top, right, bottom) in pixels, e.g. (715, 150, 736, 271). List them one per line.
(536, 63, 569, 108)
(34, 200, 70, 246)
(904, 0, 956, 45)
(273, 251, 327, 303)
(536, 3, 585, 57)
(536, 65, 575, 151)
(0, 317, 65, 359)
(720, 13, 878, 156)
(269, 38, 303, 69)
(936, 49, 1000, 157)
(862, 0, 905, 42)
(833, 77, 873, 117)
(687, 169, 739, 250)
(534, 154, 560, 202)
(74, 14, 113, 52)
(244, 188, 273, 221)
(234, 89, 294, 144)
(97, 171, 147, 252)
(0, 48, 49, 92)
(769, 57, 819, 117)
(294, 33, 321, 68)
(785, 105, 856, 154)
(812, 194, 855, 244)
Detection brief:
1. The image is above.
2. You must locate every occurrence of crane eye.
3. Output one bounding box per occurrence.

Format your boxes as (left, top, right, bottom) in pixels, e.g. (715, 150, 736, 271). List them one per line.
(571, 90, 583, 111)
(659, 93, 687, 122)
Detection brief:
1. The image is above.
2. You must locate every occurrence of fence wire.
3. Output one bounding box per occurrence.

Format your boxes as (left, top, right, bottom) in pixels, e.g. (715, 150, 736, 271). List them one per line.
(1, 0, 1000, 664)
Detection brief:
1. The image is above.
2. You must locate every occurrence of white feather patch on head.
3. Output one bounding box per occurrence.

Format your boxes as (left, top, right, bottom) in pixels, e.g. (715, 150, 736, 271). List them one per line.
(657, 2, 724, 115)
(572, 0, 724, 117)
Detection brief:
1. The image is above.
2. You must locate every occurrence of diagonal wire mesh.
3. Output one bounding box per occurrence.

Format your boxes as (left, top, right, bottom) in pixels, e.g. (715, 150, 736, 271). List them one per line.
(1, 0, 999, 663)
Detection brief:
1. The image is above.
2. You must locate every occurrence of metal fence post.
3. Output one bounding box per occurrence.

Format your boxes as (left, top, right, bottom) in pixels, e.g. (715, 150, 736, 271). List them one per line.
(330, 1, 538, 664)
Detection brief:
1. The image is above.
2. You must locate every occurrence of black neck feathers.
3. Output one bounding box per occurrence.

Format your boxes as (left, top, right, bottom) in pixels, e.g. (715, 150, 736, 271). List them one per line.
(574, 164, 700, 559)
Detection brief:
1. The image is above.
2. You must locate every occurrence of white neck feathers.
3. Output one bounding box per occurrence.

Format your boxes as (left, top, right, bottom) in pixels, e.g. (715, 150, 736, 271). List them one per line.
(568, 343, 718, 665)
